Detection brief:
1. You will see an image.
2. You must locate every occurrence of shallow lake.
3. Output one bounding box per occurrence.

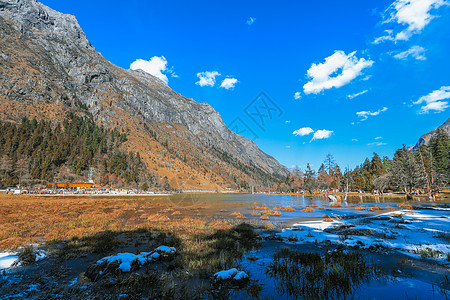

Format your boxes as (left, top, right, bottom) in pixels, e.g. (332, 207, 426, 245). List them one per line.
(162, 193, 450, 299)
(158, 192, 449, 225)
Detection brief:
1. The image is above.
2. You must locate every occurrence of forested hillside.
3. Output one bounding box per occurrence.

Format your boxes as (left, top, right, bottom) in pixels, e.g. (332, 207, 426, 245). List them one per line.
(0, 114, 156, 189)
(0, 0, 288, 191)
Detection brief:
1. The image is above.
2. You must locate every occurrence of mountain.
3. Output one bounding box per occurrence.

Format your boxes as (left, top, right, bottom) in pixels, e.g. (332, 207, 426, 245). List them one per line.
(411, 118, 450, 152)
(0, 0, 288, 189)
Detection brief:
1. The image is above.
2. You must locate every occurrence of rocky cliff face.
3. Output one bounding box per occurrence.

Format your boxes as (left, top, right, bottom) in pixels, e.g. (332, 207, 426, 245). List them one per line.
(0, 0, 288, 188)
(411, 118, 450, 152)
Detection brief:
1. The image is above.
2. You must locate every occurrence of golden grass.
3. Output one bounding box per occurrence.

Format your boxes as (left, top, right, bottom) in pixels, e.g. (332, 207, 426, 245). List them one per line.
(398, 203, 413, 210)
(370, 205, 383, 211)
(301, 208, 314, 213)
(355, 207, 366, 211)
(148, 213, 170, 222)
(283, 206, 296, 212)
(330, 203, 342, 208)
(386, 206, 396, 210)
(272, 211, 282, 217)
(323, 218, 334, 222)
(260, 215, 269, 220)
(0, 194, 234, 251)
(261, 209, 282, 217)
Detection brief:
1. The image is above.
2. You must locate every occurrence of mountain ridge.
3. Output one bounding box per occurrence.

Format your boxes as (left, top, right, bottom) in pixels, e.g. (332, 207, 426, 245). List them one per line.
(0, 0, 288, 189)
(411, 118, 450, 152)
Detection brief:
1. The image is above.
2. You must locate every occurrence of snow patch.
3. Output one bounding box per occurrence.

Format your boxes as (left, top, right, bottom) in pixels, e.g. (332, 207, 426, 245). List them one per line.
(213, 268, 249, 281)
(214, 268, 238, 280)
(233, 271, 249, 281)
(278, 209, 450, 262)
(0, 252, 19, 270)
(96, 245, 176, 273)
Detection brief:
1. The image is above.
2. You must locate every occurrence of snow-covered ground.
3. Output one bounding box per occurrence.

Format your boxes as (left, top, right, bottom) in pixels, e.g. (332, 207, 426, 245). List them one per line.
(94, 245, 176, 272)
(0, 252, 19, 270)
(277, 208, 450, 262)
(0, 249, 47, 270)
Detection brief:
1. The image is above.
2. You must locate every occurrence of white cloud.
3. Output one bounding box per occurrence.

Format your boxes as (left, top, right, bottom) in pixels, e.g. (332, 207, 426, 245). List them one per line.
(220, 78, 238, 90)
(375, 136, 383, 140)
(293, 127, 314, 136)
(311, 129, 334, 141)
(285, 120, 291, 124)
(413, 86, 450, 113)
(294, 92, 301, 100)
(375, 0, 447, 42)
(347, 90, 368, 99)
(130, 56, 174, 84)
(246, 17, 256, 26)
(352, 138, 358, 142)
(394, 45, 427, 60)
(419, 101, 449, 113)
(356, 107, 388, 121)
(368, 142, 388, 146)
(373, 29, 395, 44)
(196, 71, 221, 87)
(303, 51, 374, 94)
(285, 145, 291, 149)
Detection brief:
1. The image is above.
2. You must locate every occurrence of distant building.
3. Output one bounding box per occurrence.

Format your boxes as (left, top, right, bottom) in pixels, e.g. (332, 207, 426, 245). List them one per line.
(46, 182, 94, 189)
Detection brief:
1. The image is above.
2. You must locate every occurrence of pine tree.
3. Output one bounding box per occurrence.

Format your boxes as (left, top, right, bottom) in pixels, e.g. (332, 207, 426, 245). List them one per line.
(303, 163, 317, 193)
(390, 146, 422, 198)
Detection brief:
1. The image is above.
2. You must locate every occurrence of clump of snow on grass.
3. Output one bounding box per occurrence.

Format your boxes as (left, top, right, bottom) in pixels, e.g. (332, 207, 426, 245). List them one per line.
(278, 209, 450, 262)
(97, 253, 141, 272)
(213, 268, 249, 281)
(96, 245, 176, 273)
(154, 245, 176, 254)
(35, 250, 47, 261)
(233, 271, 249, 280)
(214, 268, 238, 280)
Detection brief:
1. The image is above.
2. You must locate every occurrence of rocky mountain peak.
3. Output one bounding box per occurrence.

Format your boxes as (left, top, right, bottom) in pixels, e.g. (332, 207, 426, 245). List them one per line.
(0, 0, 289, 187)
(0, 0, 90, 48)
(411, 118, 450, 151)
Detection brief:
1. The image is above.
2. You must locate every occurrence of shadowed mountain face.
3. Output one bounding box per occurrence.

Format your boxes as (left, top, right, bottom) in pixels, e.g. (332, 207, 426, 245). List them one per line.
(0, 0, 288, 189)
(411, 118, 450, 152)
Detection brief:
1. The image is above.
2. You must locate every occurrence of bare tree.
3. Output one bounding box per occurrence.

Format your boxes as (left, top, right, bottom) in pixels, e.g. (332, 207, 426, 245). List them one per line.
(372, 173, 391, 194)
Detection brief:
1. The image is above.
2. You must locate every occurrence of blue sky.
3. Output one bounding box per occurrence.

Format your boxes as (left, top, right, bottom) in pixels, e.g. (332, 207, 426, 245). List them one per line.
(42, 0, 450, 171)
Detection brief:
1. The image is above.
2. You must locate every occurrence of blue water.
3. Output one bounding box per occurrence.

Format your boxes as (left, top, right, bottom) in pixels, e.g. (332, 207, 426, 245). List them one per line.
(165, 193, 421, 224)
(163, 193, 450, 299)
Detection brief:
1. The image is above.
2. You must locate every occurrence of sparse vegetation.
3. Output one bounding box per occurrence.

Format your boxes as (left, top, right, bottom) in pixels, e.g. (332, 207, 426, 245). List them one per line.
(268, 248, 382, 299)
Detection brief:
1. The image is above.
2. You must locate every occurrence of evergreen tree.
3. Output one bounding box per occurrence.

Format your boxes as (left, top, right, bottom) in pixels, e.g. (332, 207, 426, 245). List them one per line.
(390, 145, 422, 198)
(303, 163, 317, 193)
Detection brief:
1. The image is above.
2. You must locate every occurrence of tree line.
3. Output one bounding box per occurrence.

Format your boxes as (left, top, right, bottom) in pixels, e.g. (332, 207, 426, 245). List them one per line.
(279, 129, 449, 199)
(0, 114, 162, 189)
